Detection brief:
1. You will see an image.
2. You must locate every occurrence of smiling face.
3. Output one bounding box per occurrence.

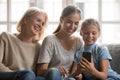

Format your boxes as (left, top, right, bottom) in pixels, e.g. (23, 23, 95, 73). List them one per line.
(24, 12, 46, 36)
(80, 25, 100, 46)
(60, 12, 81, 36)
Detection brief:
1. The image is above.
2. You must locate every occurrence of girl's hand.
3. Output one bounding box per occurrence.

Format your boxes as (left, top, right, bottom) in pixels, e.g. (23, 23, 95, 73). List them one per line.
(78, 57, 109, 80)
(78, 57, 96, 73)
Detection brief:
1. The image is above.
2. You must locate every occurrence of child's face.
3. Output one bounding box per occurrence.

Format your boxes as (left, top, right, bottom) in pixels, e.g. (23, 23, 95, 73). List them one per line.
(80, 25, 100, 46)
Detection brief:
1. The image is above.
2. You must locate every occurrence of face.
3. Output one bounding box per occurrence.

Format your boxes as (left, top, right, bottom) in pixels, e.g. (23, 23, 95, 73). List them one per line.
(25, 13, 46, 36)
(60, 13, 80, 36)
(80, 25, 100, 46)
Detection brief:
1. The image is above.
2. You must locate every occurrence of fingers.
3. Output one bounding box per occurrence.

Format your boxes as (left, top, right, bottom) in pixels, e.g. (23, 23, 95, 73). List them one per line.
(78, 59, 90, 72)
(78, 60, 86, 69)
(57, 66, 69, 76)
(75, 73, 83, 80)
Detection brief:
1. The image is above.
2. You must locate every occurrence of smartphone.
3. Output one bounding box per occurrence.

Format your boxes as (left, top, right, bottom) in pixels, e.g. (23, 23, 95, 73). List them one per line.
(82, 52, 91, 62)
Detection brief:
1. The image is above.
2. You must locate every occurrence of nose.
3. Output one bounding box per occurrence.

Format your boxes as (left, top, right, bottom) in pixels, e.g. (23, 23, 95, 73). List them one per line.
(39, 23, 42, 27)
(39, 22, 44, 28)
(88, 33, 93, 38)
(70, 23, 76, 29)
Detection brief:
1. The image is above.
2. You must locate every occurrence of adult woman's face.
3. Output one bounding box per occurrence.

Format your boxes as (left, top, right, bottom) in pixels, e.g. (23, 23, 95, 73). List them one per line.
(60, 13, 81, 36)
(25, 13, 46, 36)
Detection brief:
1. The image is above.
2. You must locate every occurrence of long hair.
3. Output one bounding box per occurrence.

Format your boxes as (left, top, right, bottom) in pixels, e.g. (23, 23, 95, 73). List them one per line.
(17, 7, 48, 42)
(53, 5, 81, 33)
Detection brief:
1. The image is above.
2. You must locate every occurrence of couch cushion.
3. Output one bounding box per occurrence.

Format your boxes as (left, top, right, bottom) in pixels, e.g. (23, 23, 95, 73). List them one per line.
(106, 44, 120, 74)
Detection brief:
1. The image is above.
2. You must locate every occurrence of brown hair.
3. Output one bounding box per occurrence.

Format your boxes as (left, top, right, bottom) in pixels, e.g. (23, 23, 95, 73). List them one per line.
(53, 5, 81, 33)
(17, 7, 48, 42)
(81, 18, 100, 32)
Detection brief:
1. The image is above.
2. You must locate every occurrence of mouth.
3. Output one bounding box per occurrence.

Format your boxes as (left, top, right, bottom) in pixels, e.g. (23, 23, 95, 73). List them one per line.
(87, 39, 93, 42)
(67, 29, 75, 33)
(34, 26, 40, 32)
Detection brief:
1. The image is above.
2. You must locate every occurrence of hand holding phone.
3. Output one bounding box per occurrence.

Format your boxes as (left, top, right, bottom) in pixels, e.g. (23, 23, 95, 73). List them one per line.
(82, 52, 91, 62)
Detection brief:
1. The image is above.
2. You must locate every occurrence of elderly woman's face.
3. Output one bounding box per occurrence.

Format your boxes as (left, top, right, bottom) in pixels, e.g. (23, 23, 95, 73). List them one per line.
(25, 13, 46, 36)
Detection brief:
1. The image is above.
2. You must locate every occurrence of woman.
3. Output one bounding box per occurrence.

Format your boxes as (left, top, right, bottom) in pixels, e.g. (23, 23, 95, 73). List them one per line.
(0, 7, 48, 80)
(37, 5, 83, 80)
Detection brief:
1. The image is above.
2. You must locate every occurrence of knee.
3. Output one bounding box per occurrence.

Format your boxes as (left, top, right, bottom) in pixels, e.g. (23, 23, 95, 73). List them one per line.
(16, 70, 36, 80)
(45, 68, 62, 77)
(24, 70, 35, 76)
(45, 68, 62, 80)
(47, 68, 61, 76)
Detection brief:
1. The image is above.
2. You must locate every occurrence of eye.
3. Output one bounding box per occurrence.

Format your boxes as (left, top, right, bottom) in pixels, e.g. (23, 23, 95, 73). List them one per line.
(75, 22, 79, 26)
(42, 22, 45, 26)
(65, 20, 72, 26)
(84, 32, 89, 35)
(92, 32, 97, 35)
(37, 19, 41, 22)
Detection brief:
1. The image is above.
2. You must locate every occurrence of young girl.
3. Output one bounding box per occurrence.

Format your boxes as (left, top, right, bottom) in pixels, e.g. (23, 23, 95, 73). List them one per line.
(72, 18, 120, 80)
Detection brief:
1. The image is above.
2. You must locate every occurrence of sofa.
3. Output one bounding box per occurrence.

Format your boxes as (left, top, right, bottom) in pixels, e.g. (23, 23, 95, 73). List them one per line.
(106, 44, 120, 74)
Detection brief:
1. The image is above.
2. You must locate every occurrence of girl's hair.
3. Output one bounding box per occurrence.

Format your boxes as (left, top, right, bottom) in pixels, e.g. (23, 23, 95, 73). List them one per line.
(17, 7, 48, 42)
(81, 18, 101, 32)
(53, 5, 81, 33)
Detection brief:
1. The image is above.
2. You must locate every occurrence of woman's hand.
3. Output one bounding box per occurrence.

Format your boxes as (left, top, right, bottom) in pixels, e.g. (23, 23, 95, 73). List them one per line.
(75, 73, 83, 80)
(57, 66, 69, 76)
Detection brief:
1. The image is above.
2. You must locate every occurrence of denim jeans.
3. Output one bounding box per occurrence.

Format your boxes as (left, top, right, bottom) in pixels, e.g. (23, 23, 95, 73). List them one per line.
(0, 70, 37, 80)
(43, 68, 75, 80)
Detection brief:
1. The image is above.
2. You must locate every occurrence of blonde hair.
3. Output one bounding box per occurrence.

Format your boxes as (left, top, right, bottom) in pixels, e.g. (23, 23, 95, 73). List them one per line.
(17, 7, 48, 42)
(54, 5, 81, 33)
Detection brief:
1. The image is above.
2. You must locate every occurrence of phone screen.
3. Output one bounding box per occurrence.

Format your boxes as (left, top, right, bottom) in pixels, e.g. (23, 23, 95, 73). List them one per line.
(82, 52, 91, 62)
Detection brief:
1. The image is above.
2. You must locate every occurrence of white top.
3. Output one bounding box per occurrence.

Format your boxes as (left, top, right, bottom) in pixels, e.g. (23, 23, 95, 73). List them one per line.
(0, 32, 41, 72)
(37, 35, 83, 71)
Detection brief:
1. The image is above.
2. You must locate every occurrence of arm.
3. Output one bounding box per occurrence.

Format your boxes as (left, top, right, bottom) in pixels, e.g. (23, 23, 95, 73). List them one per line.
(69, 62, 82, 77)
(37, 36, 53, 76)
(80, 57, 108, 80)
(37, 63, 48, 76)
(90, 59, 108, 80)
(69, 62, 83, 80)
(0, 63, 12, 71)
(69, 62, 77, 77)
(90, 46, 110, 80)
(0, 33, 12, 71)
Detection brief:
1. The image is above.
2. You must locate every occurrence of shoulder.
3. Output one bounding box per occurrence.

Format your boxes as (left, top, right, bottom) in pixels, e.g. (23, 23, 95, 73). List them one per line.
(74, 36, 83, 43)
(94, 44, 112, 60)
(94, 43, 109, 54)
(74, 36, 83, 49)
(0, 32, 12, 39)
(42, 34, 57, 45)
(1, 32, 9, 36)
(95, 44, 108, 50)
(44, 34, 55, 40)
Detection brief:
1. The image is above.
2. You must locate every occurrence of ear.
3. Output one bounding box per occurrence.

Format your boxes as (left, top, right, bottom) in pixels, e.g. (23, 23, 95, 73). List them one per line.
(24, 18, 27, 24)
(80, 30, 83, 36)
(98, 31, 100, 37)
(60, 17, 63, 23)
(24, 16, 29, 24)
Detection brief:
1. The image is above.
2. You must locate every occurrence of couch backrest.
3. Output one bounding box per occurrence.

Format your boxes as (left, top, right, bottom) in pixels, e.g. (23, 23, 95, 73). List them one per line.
(106, 44, 120, 74)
